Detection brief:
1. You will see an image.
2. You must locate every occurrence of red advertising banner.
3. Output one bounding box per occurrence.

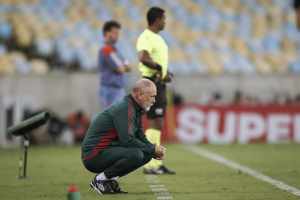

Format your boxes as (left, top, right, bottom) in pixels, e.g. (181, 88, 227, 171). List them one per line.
(146, 104, 300, 144)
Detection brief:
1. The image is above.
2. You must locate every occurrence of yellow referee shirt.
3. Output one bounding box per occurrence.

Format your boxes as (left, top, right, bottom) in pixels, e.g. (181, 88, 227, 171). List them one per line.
(136, 29, 168, 79)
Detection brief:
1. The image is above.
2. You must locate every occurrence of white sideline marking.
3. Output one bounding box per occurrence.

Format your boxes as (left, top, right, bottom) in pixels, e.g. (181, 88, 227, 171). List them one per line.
(145, 175, 173, 200)
(184, 145, 300, 197)
(150, 184, 165, 188)
(157, 197, 173, 200)
(152, 188, 168, 192)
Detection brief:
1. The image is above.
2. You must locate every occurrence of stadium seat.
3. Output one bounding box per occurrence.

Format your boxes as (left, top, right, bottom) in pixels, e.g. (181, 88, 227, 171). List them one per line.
(0, 0, 299, 74)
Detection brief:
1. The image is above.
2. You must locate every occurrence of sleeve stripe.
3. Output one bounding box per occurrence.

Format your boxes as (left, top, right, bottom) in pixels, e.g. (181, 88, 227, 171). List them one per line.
(110, 52, 123, 67)
(127, 101, 134, 135)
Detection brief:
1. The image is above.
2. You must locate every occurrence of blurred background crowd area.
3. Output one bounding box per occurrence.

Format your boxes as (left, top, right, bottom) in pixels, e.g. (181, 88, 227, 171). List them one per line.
(0, 0, 299, 76)
(0, 0, 300, 147)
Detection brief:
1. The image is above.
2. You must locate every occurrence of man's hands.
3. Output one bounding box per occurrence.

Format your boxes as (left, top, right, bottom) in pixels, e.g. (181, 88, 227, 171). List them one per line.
(162, 71, 174, 83)
(124, 60, 131, 72)
(116, 60, 131, 73)
(154, 145, 166, 160)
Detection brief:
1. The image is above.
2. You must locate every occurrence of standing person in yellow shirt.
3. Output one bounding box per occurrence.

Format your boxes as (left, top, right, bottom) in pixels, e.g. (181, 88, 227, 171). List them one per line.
(136, 7, 175, 175)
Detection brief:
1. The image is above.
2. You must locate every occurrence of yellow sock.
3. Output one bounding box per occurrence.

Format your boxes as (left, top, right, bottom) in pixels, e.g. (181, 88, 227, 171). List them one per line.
(144, 128, 163, 170)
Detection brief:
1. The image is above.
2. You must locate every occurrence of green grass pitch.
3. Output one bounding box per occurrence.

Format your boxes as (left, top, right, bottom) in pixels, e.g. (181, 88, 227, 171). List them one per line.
(0, 144, 300, 200)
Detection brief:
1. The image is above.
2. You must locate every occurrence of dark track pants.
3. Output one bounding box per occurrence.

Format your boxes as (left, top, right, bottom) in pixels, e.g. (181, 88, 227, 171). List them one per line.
(82, 147, 152, 178)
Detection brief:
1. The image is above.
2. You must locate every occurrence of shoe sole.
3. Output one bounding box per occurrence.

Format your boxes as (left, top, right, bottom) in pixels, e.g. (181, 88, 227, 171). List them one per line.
(143, 169, 164, 175)
(90, 182, 125, 195)
(89, 182, 103, 195)
(145, 171, 175, 175)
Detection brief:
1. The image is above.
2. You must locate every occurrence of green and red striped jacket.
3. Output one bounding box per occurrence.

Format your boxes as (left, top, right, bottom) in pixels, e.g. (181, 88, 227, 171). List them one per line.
(81, 95, 155, 160)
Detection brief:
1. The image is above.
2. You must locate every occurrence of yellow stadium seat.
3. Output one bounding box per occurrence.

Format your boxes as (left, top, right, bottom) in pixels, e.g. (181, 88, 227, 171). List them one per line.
(0, 54, 15, 75)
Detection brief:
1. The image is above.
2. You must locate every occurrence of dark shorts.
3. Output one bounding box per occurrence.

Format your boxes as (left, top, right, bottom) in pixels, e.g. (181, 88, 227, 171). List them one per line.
(143, 76, 167, 119)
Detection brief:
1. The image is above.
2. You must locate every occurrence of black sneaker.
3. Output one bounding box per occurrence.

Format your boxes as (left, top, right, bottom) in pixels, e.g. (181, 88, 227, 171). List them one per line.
(108, 180, 128, 194)
(89, 177, 114, 195)
(158, 165, 176, 175)
(143, 168, 163, 175)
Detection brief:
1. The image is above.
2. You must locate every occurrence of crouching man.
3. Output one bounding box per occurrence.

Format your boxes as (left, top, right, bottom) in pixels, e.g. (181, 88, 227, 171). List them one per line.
(81, 78, 166, 194)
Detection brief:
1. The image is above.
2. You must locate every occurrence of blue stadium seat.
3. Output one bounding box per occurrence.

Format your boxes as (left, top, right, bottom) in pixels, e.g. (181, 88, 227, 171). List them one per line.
(0, 0, 299, 75)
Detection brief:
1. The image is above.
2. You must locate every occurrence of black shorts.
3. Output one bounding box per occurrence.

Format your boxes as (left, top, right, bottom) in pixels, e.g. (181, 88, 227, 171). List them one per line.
(143, 76, 167, 119)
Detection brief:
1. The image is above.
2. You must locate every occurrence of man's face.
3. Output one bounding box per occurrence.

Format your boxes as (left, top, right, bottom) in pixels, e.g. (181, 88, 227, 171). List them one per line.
(139, 86, 157, 111)
(105, 27, 120, 44)
(157, 14, 166, 31)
